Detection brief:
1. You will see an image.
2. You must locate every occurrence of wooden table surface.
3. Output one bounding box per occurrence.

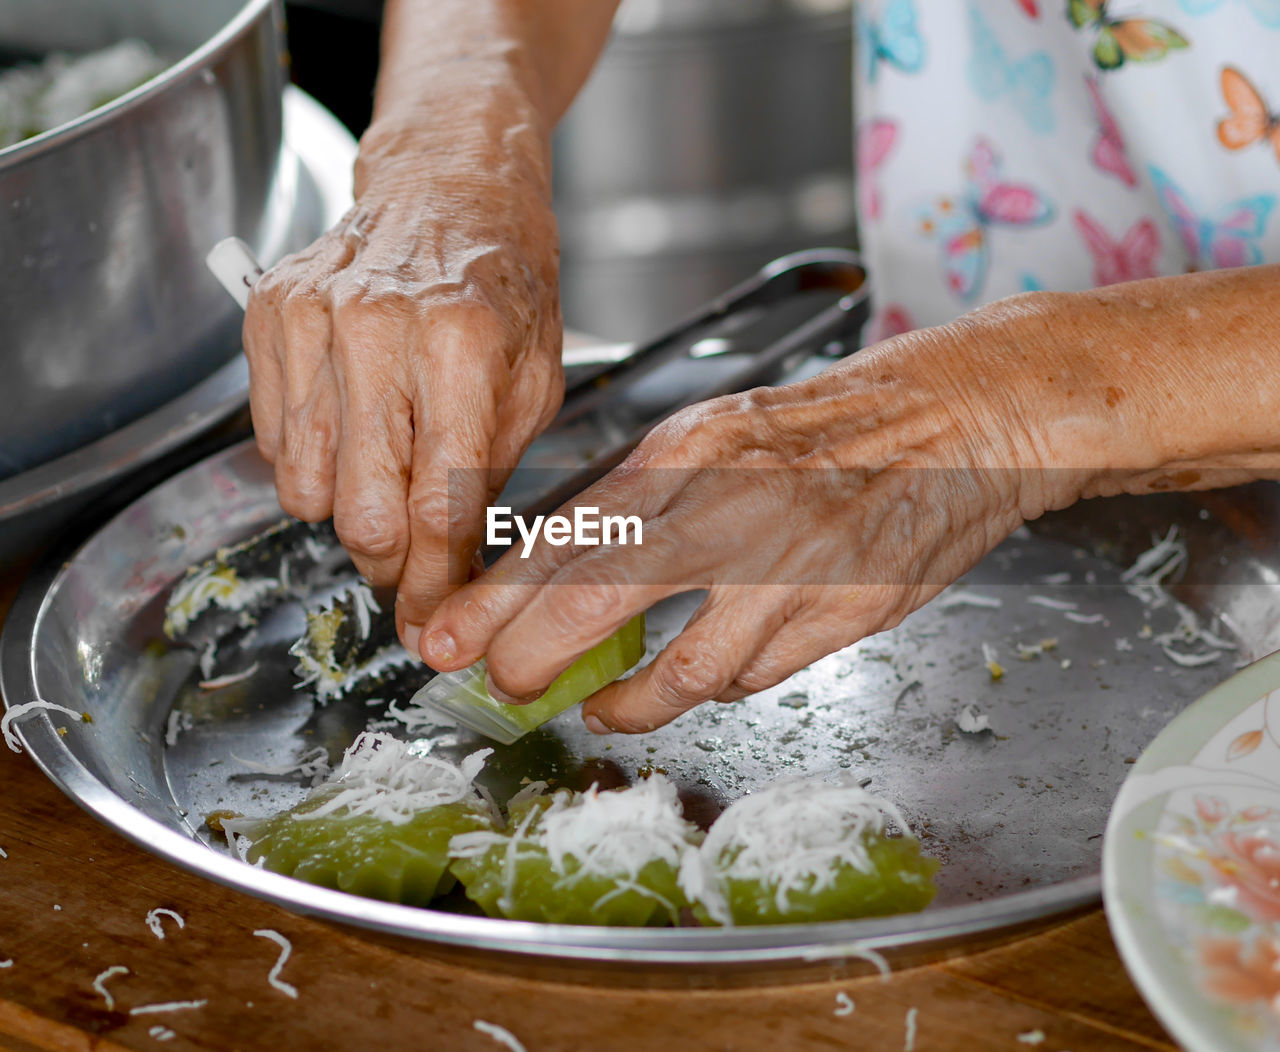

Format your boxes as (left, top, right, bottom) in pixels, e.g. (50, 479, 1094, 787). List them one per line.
(0, 556, 1179, 1052)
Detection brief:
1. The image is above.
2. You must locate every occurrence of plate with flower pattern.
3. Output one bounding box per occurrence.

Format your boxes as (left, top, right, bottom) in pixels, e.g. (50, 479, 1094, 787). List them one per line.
(1105, 651, 1280, 1051)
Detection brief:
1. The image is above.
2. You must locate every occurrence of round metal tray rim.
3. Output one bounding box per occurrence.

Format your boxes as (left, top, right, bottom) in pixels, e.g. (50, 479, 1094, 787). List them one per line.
(5, 711, 1102, 964)
(1, 548, 1100, 965)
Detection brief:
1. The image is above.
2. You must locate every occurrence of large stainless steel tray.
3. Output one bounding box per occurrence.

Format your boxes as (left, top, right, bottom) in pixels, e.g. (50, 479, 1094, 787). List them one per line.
(5, 452, 1280, 980)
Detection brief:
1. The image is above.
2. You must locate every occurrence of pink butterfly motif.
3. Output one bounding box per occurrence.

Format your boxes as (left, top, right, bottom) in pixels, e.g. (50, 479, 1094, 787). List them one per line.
(1085, 75, 1137, 188)
(857, 119, 899, 222)
(916, 139, 1055, 301)
(866, 304, 915, 343)
(1072, 210, 1160, 285)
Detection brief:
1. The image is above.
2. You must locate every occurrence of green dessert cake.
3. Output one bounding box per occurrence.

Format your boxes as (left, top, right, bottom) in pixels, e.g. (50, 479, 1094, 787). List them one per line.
(448, 774, 702, 926)
(681, 775, 939, 926)
(223, 732, 496, 908)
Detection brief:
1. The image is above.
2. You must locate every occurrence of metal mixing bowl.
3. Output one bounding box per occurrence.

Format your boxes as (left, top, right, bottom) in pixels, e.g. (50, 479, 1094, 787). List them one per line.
(0, 0, 292, 479)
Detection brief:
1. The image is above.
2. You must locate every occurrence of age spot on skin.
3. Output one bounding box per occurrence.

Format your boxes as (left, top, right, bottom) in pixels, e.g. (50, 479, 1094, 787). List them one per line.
(1105, 386, 1124, 408)
(1148, 470, 1201, 491)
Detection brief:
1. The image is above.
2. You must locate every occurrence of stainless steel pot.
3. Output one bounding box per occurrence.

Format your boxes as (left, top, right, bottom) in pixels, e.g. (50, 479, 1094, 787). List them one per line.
(0, 0, 290, 480)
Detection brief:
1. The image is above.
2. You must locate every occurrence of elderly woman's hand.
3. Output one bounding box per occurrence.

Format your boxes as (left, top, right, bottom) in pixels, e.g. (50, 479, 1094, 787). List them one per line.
(415, 268, 1280, 734)
(243, 90, 564, 652)
(415, 298, 1086, 732)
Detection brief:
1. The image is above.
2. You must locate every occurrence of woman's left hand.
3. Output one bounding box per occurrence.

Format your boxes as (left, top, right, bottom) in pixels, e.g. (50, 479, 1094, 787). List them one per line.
(417, 299, 1098, 733)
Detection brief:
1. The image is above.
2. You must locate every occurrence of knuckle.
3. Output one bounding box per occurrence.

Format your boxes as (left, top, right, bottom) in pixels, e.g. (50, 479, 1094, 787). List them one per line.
(405, 487, 453, 533)
(276, 480, 332, 523)
(653, 647, 728, 706)
(637, 399, 733, 465)
(728, 663, 786, 698)
(330, 281, 416, 322)
(334, 508, 408, 562)
(555, 582, 627, 630)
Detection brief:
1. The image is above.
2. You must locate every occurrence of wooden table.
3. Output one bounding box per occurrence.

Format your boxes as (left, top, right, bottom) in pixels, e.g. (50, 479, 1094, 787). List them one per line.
(0, 558, 1178, 1052)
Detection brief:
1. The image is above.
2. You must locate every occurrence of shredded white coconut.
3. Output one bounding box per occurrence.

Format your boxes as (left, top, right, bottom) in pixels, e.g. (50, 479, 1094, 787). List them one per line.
(1062, 611, 1106, 625)
(956, 705, 991, 734)
(1026, 595, 1077, 611)
(347, 582, 379, 640)
(145, 908, 185, 940)
(473, 1020, 527, 1052)
(92, 965, 129, 1010)
(1121, 526, 1186, 585)
(149, 1026, 176, 1042)
(1148, 600, 1236, 668)
(253, 928, 299, 999)
(1037, 572, 1071, 585)
(938, 590, 1002, 610)
(834, 992, 855, 1017)
(2, 699, 85, 752)
(164, 565, 279, 636)
(0, 959, 12, 968)
(129, 999, 207, 1016)
(0, 845, 7, 859)
(1121, 526, 1187, 608)
(232, 745, 332, 786)
(450, 775, 699, 919)
(198, 641, 218, 680)
(289, 732, 491, 826)
(164, 710, 194, 748)
(980, 642, 1004, 679)
(1017, 1030, 1046, 1046)
(1160, 646, 1221, 668)
(801, 941, 892, 978)
(904, 1006, 919, 1051)
(294, 641, 409, 703)
(680, 775, 911, 926)
(198, 662, 259, 691)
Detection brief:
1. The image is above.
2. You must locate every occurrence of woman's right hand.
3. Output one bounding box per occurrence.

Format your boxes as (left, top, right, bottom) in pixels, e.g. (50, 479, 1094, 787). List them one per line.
(242, 88, 565, 655)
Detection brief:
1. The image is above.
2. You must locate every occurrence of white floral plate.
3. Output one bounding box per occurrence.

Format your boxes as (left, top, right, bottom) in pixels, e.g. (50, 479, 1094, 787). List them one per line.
(1105, 652, 1280, 1051)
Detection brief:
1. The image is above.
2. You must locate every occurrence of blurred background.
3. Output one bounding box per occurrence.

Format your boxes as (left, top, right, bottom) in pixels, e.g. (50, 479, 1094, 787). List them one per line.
(286, 0, 856, 341)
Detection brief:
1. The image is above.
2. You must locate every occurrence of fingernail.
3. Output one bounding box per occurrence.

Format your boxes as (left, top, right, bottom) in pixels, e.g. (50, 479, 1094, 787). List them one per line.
(423, 628, 456, 667)
(584, 714, 613, 736)
(401, 623, 424, 661)
(484, 670, 543, 706)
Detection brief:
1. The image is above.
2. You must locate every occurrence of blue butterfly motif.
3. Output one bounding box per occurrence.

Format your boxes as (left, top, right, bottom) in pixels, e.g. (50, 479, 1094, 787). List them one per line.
(1148, 165, 1276, 270)
(915, 140, 1055, 302)
(857, 0, 926, 83)
(1178, 0, 1280, 29)
(968, 5, 1056, 134)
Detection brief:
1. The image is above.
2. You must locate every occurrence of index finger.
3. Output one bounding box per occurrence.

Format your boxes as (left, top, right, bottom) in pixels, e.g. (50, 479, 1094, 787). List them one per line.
(394, 330, 507, 652)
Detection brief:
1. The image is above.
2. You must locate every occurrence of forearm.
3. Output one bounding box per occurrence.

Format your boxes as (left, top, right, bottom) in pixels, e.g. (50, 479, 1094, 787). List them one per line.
(927, 267, 1280, 512)
(357, 0, 619, 193)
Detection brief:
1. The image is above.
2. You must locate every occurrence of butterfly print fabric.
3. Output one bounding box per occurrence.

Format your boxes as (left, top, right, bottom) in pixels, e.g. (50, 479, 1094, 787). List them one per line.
(853, 0, 1280, 331)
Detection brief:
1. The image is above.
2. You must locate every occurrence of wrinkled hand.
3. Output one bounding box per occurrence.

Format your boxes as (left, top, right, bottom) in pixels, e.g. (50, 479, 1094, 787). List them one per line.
(243, 110, 563, 649)
(418, 306, 1087, 733)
